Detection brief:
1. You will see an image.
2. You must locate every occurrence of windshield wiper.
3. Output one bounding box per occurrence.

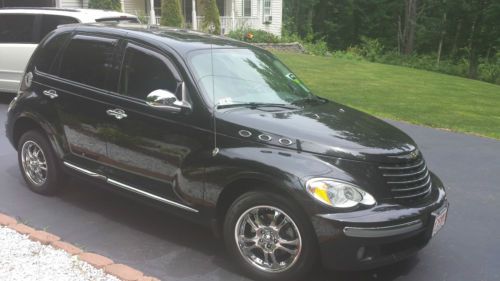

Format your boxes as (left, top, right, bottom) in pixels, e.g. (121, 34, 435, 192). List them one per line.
(215, 102, 298, 110)
(291, 96, 326, 106)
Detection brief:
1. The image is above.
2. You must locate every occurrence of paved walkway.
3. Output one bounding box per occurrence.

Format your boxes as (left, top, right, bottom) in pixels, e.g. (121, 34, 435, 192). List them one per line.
(1, 98, 499, 281)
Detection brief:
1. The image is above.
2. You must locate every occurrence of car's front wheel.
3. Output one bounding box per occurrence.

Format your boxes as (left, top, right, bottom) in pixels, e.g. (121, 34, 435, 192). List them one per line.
(224, 191, 318, 281)
(17, 130, 63, 195)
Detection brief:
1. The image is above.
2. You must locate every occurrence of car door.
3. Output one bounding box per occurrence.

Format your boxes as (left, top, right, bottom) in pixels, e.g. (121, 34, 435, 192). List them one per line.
(102, 42, 207, 211)
(44, 33, 120, 172)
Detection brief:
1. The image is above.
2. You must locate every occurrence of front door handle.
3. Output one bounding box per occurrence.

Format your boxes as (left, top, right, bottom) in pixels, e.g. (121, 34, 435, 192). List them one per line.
(106, 108, 127, 120)
(43, 89, 58, 99)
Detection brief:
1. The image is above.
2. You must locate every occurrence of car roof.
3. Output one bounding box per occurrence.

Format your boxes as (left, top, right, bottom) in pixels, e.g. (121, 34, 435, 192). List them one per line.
(67, 23, 259, 56)
(0, 8, 137, 23)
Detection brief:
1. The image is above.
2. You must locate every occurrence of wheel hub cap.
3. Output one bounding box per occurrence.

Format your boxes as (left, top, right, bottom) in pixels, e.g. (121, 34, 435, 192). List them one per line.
(235, 205, 302, 273)
(21, 140, 48, 186)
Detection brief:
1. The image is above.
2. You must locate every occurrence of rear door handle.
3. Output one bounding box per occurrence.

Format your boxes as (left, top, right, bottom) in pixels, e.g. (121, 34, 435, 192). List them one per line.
(106, 108, 127, 120)
(43, 89, 58, 99)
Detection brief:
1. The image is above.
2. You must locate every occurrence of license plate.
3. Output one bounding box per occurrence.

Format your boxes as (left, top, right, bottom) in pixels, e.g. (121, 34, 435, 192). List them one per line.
(432, 206, 448, 237)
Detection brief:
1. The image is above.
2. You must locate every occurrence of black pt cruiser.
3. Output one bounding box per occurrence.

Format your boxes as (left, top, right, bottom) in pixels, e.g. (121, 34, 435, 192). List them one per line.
(6, 23, 448, 281)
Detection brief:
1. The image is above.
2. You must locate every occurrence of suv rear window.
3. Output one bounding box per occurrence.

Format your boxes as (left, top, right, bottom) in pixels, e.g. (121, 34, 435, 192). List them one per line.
(0, 14, 36, 43)
(39, 15, 78, 41)
(59, 35, 117, 90)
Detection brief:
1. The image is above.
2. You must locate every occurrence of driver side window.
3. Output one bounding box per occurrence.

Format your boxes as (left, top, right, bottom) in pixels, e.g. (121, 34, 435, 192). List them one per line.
(119, 44, 179, 100)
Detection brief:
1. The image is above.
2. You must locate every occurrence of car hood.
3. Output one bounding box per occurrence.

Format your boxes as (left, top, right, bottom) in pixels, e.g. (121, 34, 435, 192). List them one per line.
(216, 101, 417, 162)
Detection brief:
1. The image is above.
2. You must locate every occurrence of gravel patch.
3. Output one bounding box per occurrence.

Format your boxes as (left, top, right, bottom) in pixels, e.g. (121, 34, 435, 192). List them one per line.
(0, 226, 120, 281)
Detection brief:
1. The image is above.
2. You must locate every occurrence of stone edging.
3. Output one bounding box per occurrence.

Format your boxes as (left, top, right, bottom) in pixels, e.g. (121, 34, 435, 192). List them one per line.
(0, 213, 159, 281)
(251, 42, 306, 53)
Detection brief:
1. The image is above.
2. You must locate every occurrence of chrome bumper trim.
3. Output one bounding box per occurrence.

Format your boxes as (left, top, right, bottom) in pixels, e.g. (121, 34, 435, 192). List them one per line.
(343, 220, 423, 238)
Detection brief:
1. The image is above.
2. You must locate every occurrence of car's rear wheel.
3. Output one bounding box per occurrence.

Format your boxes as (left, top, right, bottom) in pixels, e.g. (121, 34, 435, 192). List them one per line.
(17, 130, 62, 195)
(224, 191, 318, 281)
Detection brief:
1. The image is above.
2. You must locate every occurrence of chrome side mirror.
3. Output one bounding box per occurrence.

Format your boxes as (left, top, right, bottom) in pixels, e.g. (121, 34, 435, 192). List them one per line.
(146, 84, 191, 113)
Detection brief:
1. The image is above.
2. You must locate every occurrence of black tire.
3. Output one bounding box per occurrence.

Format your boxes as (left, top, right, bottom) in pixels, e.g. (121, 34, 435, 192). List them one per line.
(17, 130, 63, 195)
(223, 191, 318, 281)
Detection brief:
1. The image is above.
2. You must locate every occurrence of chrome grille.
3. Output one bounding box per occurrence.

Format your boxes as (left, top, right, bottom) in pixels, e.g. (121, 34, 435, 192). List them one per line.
(379, 152, 432, 202)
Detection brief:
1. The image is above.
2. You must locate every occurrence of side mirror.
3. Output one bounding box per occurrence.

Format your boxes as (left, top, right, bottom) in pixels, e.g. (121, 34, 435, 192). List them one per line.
(146, 85, 191, 113)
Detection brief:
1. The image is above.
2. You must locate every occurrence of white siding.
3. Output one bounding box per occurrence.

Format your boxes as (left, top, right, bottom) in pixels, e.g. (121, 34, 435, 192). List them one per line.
(233, 0, 258, 17)
(259, 0, 281, 36)
(61, 0, 84, 8)
(122, 0, 146, 15)
(229, 0, 281, 36)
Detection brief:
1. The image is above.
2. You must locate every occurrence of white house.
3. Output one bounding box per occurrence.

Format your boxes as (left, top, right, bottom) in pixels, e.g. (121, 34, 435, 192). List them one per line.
(2, 0, 283, 36)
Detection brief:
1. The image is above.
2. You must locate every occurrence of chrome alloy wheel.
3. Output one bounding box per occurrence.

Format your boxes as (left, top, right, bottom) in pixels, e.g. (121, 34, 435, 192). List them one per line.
(21, 140, 48, 186)
(235, 205, 302, 273)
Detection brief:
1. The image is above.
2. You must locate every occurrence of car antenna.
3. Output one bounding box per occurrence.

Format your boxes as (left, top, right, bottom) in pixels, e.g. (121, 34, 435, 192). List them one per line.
(210, 27, 219, 157)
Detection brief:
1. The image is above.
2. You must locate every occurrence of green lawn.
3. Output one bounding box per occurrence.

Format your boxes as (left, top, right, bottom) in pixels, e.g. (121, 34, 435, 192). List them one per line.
(276, 53, 500, 139)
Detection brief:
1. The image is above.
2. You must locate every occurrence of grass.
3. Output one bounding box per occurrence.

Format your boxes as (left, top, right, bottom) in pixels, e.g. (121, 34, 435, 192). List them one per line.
(276, 53, 500, 139)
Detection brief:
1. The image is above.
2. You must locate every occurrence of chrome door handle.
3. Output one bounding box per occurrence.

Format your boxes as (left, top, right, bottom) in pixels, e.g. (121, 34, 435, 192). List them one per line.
(43, 89, 58, 99)
(106, 108, 127, 120)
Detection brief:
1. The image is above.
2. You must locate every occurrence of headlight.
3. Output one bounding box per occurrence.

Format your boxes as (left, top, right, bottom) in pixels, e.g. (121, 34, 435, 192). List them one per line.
(306, 178, 376, 208)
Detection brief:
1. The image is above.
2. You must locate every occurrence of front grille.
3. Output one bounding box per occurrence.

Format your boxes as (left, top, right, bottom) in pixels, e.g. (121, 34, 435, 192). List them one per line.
(379, 151, 432, 203)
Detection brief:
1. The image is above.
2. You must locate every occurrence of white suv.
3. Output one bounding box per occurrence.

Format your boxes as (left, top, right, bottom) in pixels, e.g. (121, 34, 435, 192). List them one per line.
(0, 8, 139, 94)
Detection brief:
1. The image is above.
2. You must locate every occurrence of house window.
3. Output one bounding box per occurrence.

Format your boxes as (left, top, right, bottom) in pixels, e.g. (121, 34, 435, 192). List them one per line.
(243, 0, 251, 17)
(263, 0, 271, 22)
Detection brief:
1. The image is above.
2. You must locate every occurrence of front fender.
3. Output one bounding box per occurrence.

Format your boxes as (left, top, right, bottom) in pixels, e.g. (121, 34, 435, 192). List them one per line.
(203, 143, 357, 216)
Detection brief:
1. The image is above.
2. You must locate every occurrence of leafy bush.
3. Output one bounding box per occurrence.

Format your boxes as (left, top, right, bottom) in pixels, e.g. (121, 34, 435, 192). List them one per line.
(302, 39, 329, 56)
(88, 0, 121, 11)
(359, 37, 384, 62)
(202, 0, 221, 34)
(161, 0, 184, 27)
(227, 28, 281, 43)
(330, 49, 363, 61)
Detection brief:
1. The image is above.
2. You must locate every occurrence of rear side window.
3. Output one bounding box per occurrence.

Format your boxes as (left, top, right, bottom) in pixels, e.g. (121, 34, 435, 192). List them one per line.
(0, 14, 36, 43)
(39, 15, 78, 41)
(59, 35, 117, 90)
(119, 44, 180, 100)
(35, 32, 71, 74)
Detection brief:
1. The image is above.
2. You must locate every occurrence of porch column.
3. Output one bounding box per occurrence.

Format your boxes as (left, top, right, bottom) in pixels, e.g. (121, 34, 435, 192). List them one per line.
(149, 0, 156, 25)
(192, 0, 197, 30)
(231, 0, 235, 30)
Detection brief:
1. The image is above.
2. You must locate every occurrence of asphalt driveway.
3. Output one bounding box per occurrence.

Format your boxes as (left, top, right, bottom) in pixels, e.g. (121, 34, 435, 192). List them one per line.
(1, 95, 499, 281)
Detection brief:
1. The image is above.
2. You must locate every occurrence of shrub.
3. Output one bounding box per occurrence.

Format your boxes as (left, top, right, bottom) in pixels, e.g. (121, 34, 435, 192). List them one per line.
(161, 0, 184, 27)
(303, 39, 329, 56)
(359, 37, 384, 62)
(202, 0, 221, 34)
(228, 28, 281, 43)
(88, 0, 121, 11)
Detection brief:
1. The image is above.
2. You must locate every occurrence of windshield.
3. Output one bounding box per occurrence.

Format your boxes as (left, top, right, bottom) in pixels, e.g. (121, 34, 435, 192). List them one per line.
(188, 48, 314, 107)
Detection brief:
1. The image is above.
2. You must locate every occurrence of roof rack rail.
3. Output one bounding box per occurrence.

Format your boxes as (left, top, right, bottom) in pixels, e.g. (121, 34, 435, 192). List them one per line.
(0, 7, 79, 12)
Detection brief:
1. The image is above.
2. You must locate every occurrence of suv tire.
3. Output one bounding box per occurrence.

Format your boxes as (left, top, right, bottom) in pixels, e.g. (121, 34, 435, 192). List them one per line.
(17, 130, 63, 195)
(223, 191, 318, 281)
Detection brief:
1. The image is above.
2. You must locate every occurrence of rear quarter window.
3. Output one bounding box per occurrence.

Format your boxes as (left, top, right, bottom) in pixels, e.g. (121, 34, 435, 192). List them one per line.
(0, 14, 37, 43)
(34, 32, 71, 74)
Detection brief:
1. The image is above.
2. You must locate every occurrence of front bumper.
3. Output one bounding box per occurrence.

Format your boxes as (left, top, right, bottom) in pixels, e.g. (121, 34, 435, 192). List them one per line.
(312, 173, 448, 270)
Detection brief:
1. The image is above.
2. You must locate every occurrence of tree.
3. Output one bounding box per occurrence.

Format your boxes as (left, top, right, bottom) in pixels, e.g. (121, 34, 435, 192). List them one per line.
(161, 0, 184, 27)
(88, 0, 121, 11)
(202, 0, 221, 34)
(401, 0, 418, 55)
